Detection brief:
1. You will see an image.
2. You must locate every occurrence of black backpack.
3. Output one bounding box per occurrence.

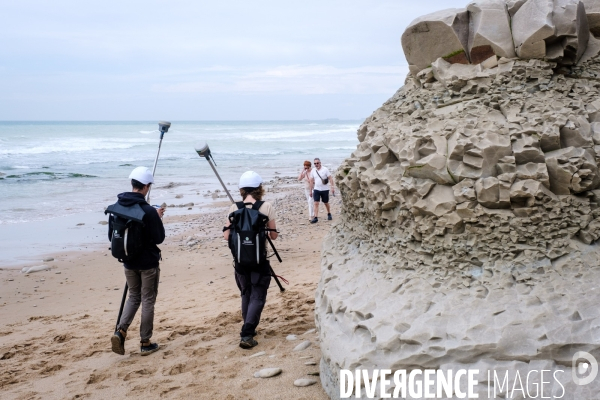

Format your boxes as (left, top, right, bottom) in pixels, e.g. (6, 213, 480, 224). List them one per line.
(105, 203, 146, 262)
(227, 201, 271, 271)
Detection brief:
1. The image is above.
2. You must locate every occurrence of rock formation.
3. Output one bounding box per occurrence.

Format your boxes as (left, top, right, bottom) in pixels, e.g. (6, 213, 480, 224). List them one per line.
(317, 0, 600, 398)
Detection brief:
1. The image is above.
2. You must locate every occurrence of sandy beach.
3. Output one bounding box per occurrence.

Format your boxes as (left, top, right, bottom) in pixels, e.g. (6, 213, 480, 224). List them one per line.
(0, 178, 338, 399)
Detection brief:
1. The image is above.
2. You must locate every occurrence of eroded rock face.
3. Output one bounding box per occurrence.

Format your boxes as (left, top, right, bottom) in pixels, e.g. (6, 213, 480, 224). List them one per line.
(401, 8, 470, 75)
(402, 0, 596, 69)
(583, 0, 600, 36)
(468, 0, 516, 62)
(317, 10, 600, 397)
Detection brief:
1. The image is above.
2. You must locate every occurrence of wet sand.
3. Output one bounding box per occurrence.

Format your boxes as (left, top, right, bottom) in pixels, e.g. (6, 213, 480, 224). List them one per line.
(0, 178, 338, 399)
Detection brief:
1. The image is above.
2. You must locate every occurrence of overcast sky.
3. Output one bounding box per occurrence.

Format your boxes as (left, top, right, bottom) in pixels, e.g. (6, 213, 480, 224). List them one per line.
(0, 0, 464, 120)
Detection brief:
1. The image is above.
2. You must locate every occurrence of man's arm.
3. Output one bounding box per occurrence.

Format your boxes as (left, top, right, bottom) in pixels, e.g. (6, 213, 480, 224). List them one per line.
(146, 210, 165, 244)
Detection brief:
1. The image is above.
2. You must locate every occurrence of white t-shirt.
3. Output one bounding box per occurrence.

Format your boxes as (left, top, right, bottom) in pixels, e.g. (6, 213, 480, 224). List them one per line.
(311, 166, 331, 191)
(225, 201, 276, 225)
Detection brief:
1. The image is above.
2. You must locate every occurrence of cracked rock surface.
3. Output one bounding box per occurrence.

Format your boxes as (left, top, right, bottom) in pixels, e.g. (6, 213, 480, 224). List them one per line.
(317, 1, 600, 398)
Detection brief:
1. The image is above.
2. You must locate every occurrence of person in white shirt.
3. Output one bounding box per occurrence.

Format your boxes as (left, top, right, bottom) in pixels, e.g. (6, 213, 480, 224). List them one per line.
(309, 157, 335, 223)
(297, 160, 314, 222)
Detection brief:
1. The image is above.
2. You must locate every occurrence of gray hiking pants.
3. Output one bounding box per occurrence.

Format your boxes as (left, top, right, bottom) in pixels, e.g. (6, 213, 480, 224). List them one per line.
(117, 266, 160, 342)
(235, 271, 271, 338)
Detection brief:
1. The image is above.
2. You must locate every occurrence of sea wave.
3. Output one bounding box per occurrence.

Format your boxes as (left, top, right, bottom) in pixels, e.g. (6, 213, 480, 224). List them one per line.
(324, 146, 358, 150)
(5, 172, 97, 180)
(242, 127, 357, 140)
(0, 140, 154, 155)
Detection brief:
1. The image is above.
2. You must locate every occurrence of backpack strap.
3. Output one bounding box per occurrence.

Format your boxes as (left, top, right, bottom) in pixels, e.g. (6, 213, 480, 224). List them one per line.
(235, 201, 245, 209)
(252, 201, 264, 210)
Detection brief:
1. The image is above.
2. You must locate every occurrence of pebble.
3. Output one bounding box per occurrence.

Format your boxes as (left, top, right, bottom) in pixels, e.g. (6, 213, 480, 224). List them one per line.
(113, 288, 119, 290)
(286, 334, 298, 341)
(303, 328, 316, 335)
(292, 340, 312, 352)
(248, 351, 266, 359)
(294, 378, 317, 387)
(76, 223, 85, 226)
(308, 371, 320, 376)
(253, 368, 282, 378)
(8, 279, 13, 282)
(98, 221, 108, 225)
(55, 272, 61, 275)
(43, 257, 54, 262)
(33, 305, 37, 307)
(304, 361, 317, 365)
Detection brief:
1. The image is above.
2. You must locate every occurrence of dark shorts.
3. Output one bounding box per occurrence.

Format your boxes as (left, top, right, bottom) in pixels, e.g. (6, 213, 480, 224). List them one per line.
(313, 190, 329, 203)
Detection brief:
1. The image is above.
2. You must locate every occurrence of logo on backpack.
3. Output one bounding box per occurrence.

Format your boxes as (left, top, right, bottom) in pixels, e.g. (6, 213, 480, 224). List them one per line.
(105, 203, 146, 263)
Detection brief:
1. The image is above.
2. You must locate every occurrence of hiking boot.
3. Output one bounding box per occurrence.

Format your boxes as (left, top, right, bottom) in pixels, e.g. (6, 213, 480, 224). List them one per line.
(111, 330, 126, 355)
(327, 213, 332, 220)
(310, 217, 318, 224)
(140, 342, 160, 356)
(239, 336, 258, 349)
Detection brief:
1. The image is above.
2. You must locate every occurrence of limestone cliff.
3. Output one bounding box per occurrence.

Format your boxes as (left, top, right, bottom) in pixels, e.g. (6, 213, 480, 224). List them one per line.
(316, 1, 600, 398)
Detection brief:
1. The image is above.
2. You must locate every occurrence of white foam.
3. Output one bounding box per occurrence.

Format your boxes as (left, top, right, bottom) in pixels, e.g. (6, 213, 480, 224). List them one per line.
(0, 138, 155, 155)
(242, 126, 356, 140)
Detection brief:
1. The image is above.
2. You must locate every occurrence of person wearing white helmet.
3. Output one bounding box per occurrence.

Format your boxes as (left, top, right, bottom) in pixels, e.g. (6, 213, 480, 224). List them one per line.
(109, 166, 166, 357)
(223, 170, 278, 349)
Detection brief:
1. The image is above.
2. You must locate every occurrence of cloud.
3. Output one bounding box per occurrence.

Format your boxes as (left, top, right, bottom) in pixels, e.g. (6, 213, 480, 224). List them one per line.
(152, 65, 408, 95)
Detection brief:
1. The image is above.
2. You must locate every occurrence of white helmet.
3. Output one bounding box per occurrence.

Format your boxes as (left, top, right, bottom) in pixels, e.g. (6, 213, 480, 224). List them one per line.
(239, 171, 263, 188)
(129, 166, 154, 185)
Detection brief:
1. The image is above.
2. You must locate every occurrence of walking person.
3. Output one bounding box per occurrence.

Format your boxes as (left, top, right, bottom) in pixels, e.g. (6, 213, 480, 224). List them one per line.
(223, 171, 278, 349)
(298, 160, 314, 222)
(110, 166, 166, 356)
(310, 158, 335, 223)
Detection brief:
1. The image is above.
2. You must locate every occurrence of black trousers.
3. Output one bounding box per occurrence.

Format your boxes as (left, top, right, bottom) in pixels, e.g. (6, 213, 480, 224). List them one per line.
(235, 270, 271, 338)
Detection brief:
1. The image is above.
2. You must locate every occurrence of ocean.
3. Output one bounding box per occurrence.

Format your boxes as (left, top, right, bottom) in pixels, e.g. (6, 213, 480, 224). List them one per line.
(0, 120, 360, 266)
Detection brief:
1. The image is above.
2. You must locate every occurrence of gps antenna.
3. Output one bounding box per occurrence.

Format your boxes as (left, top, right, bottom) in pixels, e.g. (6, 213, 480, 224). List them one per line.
(195, 143, 235, 203)
(146, 121, 171, 202)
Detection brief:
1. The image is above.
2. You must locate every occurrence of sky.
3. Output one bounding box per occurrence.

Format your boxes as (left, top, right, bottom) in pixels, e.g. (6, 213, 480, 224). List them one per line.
(0, 0, 464, 120)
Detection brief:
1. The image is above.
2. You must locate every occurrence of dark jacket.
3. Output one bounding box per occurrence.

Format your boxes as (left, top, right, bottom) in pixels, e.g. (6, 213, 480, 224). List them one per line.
(108, 192, 165, 270)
